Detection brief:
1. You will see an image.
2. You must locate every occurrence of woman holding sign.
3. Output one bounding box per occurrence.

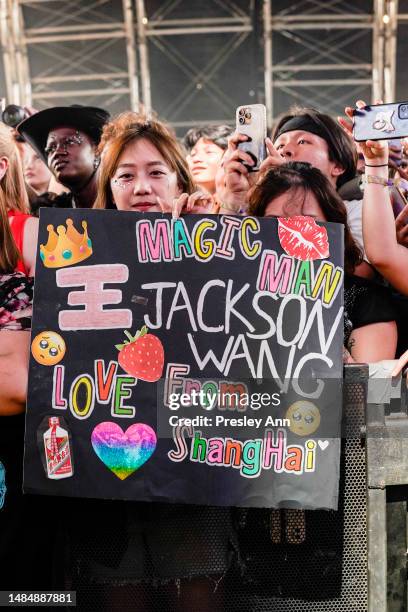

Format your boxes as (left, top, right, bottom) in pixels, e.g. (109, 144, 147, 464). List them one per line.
(69, 112, 235, 610)
(94, 111, 213, 217)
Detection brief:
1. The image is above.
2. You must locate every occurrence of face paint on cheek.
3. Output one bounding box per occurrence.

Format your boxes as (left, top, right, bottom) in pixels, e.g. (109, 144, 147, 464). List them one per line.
(112, 179, 126, 190)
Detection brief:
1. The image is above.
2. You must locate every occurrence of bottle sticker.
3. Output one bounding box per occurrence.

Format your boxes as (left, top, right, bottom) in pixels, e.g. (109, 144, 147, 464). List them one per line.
(38, 416, 74, 480)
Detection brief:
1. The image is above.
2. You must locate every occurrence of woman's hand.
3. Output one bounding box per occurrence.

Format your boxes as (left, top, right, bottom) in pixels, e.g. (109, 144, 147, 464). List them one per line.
(349, 99, 408, 295)
(158, 191, 213, 218)
(219, 132, 286, 214)
(221, 132, 255, 169)
(391, 349, 408, 377)
(338, 99, 388, 166)
(220, 132, 273, 213)
(218, 134, 255, 213)
(222, 150, 253, 208)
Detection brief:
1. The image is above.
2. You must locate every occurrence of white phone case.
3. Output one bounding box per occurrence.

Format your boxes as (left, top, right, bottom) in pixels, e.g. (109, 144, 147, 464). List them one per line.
(236, 104, 267, 171)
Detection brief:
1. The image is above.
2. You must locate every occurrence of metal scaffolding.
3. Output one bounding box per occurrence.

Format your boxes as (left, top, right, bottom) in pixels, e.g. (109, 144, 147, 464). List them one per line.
(0, 0, 403, 124)
(262, 0, 400, 124)
(1, 0, 31, 105)
(137, 0, 255, 128)
(1, 0, 139, 111)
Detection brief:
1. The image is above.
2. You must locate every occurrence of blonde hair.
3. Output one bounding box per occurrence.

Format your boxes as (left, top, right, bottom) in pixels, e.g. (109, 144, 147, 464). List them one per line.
(0, 123, 29, 272)
(94, 112, 195, 209)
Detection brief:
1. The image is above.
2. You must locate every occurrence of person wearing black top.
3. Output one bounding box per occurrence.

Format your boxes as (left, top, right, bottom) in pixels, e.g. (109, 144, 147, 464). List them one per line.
(245, 162, 397, 363)
(17, 105, 109, 212)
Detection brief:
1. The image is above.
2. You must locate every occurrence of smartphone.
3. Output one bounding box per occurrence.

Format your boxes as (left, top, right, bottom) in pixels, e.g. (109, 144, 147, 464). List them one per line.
(353, 102, 408, 141)
(236, 104, 267, 171)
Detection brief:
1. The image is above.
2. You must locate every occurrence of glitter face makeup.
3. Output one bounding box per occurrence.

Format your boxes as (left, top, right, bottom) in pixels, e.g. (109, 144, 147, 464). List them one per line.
(110, 138, 180, 212)
(112, 178, 127, 190)
(45, 131, 84, 156)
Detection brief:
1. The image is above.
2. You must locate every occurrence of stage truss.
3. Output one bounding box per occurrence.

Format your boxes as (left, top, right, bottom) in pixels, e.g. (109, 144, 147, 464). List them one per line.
(0, 0, 403, 127)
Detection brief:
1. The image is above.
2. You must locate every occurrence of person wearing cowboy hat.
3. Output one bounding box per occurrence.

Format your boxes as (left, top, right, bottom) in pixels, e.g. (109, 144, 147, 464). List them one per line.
(17, 105, 109, 211)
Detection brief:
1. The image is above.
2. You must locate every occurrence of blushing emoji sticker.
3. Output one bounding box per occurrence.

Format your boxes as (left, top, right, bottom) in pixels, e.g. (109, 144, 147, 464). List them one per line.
(31, 331, 66, 366)
(286, 401, 321, 436)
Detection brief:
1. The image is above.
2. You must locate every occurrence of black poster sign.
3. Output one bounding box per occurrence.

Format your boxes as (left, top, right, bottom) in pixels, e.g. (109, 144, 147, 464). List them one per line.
(24, 208, 344, 509)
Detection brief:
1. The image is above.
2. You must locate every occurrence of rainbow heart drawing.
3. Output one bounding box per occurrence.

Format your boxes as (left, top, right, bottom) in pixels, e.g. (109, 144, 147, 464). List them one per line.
(91, 422, 157, 480)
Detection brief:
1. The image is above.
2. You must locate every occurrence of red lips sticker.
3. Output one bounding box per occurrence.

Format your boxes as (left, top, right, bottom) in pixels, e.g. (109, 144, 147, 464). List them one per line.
(278, 216, 329, 261)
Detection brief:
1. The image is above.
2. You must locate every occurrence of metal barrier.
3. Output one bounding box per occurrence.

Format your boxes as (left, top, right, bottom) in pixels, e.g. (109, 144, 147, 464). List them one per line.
(231, 364, 408, 612)
(366, 364, 408, 612)
(229, 364, 368, 612)
(64, 364, 380, 611)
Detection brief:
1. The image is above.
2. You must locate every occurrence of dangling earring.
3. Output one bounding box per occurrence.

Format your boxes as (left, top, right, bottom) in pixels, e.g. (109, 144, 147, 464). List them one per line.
(93, 157, 100, 170)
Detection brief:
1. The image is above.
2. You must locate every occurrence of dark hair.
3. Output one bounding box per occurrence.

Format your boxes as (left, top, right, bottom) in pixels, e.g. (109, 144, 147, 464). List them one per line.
(272, 107, 357, 189)
(94, 112, 195, 210)
(248, 161, 362, 275)
(183, 125, 233, 152)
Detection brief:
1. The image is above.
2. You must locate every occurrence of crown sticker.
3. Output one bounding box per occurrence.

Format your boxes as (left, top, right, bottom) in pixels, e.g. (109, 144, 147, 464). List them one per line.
(39, 218, 93, 268)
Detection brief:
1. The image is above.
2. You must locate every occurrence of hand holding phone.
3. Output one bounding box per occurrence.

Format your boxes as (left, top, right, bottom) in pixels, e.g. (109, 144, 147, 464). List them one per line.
(340, 101, 389, 166)
(235, 104, 267, 171)
(353, 102, 408, 142)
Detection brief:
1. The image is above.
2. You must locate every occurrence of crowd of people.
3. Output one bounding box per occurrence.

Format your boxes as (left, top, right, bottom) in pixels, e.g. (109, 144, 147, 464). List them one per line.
(1, 99, 408, 606)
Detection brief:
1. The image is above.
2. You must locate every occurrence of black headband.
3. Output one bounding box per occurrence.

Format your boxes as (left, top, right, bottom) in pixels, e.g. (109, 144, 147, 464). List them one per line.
(274, 116, 329, 143)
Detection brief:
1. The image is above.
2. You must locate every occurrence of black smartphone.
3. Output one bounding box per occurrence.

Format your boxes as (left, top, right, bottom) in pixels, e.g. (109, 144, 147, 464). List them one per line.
(353, 102, 408, 141)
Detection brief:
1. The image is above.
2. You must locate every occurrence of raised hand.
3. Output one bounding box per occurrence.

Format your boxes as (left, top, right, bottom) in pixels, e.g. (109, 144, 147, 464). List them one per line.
(219, 133, 255, 213)
(158, 191, 213, 218)
(338, 100, 388, 165)
(258, 137, 284, 175)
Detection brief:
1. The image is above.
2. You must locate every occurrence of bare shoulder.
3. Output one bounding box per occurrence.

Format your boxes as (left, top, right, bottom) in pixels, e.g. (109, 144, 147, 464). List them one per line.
(24, 216, 39, 234)
(22, 217, 39, 276)
(0, 329, 30, 358)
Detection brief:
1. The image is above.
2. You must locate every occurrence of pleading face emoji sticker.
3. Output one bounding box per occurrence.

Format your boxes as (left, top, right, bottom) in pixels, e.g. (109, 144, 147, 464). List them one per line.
(286, 401, 321, 436)
(31, 331, 66, 366)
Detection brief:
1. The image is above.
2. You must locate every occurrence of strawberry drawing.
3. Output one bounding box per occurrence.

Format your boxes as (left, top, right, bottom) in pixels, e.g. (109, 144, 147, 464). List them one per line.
(115, 326, 164, 382)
